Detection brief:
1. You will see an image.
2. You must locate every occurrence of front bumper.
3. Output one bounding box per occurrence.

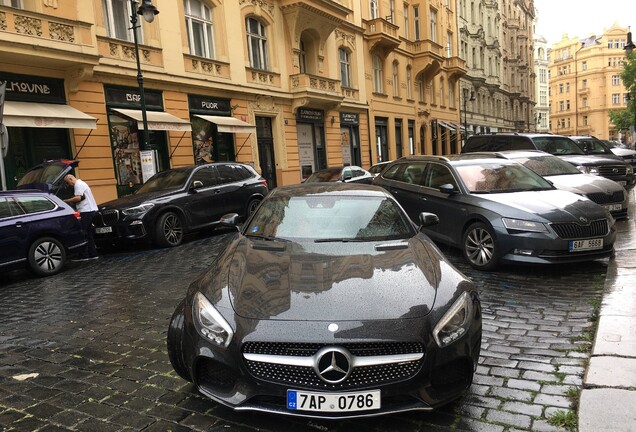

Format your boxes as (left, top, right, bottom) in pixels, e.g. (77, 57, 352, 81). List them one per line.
(93, 211, 151, 245)
(179, 300, 482, 418)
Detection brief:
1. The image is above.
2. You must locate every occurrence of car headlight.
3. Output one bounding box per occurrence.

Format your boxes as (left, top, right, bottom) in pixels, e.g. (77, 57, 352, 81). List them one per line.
(502, 217, 548, 233)
(576, 165, 599, 175)
(433, 292, 474, 348)
(122, 203, 154, 216)
(192, 292, 233, 348)
(627, 165, 634, 175)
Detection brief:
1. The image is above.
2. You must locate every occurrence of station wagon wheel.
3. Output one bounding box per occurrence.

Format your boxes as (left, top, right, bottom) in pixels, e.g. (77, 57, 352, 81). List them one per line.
(155, 212, 183, 248)
(246, 198, 262, 217)
(462, 222, 499, 271)
(28, 237, 66, 276)
(167, 299, 192, 381)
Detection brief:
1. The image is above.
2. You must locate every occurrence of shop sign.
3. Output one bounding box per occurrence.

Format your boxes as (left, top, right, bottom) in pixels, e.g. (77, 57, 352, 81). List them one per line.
(104, 86, 163, 110)
(0, 72, 66, 104)
(340, 112, 359, 126)
(188, 95, 231, 115)
(297, 108, 324, 122)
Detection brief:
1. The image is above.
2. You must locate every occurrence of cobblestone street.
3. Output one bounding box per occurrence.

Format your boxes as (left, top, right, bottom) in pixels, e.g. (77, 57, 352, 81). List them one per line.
(0, 221, 619, 432)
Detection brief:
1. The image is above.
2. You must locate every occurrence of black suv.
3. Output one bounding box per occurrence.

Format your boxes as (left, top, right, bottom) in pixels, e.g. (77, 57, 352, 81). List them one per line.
(462, 133, 635, 189)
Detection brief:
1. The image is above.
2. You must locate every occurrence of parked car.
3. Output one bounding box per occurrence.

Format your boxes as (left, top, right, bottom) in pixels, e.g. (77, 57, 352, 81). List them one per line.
(93, 163, 268, 248)
(465, 150, 628, 219)
(462, 133, 635, 189)
(368, 161, 392, 176)
(304, 166, 374, 184)
(16, 159, 78, 200)
(0, 190, 86, 276)
(572, 137, 636, 167)
(167, 182, 482, 418)
(373, 155, 616, 271)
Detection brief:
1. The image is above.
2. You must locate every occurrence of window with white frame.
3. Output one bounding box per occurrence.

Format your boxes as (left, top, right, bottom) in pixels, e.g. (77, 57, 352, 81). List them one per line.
(582, 97, 588, 107)
(607, 40, 614, 49)
(1, 0, 21, 7)
(370, 0, 379, 19)
(612, 93, 620, 105)
(582, 61, 587, 71)
(389, 0, 395, 23)
(582, 79, 587, 88)
(403, 5, 409, 39)
(246, 17, 268, 70)
(429, 78, 435, 104)
(439, 80, 444, 105)
(446, 31, 452, 57)
(339, 48, 351, 88)
(406, 66, 412, 99)
(449, 81, 455, 108)
(612, 75, 621, 86)
(429, 9, 437, 43)
(373, 55, 383, 93)
(102, 0, 139, 42)
(184, 0, 215, 59)
(392, 62, 399, 96)
(418, 76, 425, 102)
(413, 6, 420, 40)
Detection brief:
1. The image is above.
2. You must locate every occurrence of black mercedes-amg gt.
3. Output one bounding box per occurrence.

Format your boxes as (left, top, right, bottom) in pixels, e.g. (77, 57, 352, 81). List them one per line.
(167, 183, 482, 418)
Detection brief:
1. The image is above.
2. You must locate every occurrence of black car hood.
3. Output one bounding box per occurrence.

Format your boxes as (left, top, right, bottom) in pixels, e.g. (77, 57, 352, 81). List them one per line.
(545, 174, 625, 196)
(227, 237, 439, 321)
(98, 189, 181, 210)
(479, 190, 609, 222)
(559, 154, 624, 165)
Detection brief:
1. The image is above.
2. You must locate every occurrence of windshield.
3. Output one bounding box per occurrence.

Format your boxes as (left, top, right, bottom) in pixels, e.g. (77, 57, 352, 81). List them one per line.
(532, 137, 586, 155)
(245, 194, 415, 242)
(576, 138, 612, 155)
(456, 162, 554, 193)
(136, 169, 191, 194)
(513, 155, 582, 176)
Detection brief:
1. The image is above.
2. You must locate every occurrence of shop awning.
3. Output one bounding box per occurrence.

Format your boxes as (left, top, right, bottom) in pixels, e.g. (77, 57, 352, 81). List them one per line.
(438, 121, 457, 131)
(111, 108, 192, 132)
(2, 101, 97, 129)
(194, 115, 256, 134)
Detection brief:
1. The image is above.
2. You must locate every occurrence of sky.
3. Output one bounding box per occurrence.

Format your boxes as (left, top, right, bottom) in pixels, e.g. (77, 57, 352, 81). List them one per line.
(533, 0, 636, 46)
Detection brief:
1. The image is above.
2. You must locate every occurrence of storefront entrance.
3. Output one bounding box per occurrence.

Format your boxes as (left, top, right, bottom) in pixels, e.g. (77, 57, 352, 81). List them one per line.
(256, 116, 277, 189)
(340, 112, 361, 167)
(296, 108, 326, 181)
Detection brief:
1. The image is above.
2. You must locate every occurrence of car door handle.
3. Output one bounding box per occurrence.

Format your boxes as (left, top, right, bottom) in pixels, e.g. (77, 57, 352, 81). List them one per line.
(14, 221, 24, 228)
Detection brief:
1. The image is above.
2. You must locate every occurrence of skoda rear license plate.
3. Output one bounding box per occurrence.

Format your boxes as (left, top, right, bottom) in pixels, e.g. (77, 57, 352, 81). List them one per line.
(95, 226, 112, 234)
(569, 238, 603, 252)
(287, 389, 380, 412)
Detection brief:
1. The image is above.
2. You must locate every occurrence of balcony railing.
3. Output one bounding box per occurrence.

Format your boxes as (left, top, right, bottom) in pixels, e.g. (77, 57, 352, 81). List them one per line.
(290, 73, 341, 96)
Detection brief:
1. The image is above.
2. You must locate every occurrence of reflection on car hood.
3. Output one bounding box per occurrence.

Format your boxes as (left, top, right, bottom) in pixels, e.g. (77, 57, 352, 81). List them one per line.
(545, 174, 625, 195)
(479, 190, 609, 221)
(98, 189, 178, 210)
(610, 148, 636, 157)
(228, 237, 438, 321)
(559, 154, 624, 165)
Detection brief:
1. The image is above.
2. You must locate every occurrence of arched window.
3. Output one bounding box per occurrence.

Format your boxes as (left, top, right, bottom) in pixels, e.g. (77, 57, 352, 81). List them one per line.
(184, 0, 215, 59)
(392, 62, 399, 97)
(246, 17, 268, 70)
(299, 39, 307, 73)
(339, 48, 351, 88)
(372, 55, 383, 93)
(406, 66, 412, 99)
(102, 0, 140, 42)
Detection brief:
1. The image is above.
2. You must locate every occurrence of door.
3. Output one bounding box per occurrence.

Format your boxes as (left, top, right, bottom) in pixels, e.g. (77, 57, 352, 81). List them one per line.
(183, 165, 226, 229)
(256, 116, 277, 189)
(420, 162, 462, 245)
(0, 197, 24, 267)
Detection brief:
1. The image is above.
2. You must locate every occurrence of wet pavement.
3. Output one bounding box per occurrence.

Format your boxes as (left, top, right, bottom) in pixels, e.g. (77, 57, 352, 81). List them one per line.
(0, 196, 633, 431)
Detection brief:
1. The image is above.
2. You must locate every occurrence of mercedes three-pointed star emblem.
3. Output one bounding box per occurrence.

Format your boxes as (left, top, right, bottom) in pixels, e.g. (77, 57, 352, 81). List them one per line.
(313, 346, 352, 384)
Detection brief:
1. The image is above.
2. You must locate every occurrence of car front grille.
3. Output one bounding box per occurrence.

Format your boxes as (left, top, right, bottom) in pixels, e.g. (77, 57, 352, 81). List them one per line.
(586, 191, 624, 205)
(550, 219, 609, 239)
(598, 165, 628, 177)
(242, 342, 425, 390)
(98, 210, 119, 226)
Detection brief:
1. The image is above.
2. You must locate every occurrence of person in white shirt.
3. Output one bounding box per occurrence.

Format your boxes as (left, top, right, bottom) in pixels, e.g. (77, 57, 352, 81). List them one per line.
(63, 174, 99, 260)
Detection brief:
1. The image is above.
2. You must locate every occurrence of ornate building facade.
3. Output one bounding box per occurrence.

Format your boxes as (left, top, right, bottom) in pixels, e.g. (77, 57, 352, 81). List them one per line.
(548, 24, 632, 140)
(457, 0, 536, 135)
(533, 35, 549, 132)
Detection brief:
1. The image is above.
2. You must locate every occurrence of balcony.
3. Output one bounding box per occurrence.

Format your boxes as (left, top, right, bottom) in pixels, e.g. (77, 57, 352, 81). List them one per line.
(578, 87, 590, 94)
(445, 56, 467, 79)
(184, 54, 230, 80)
(341, 86, 359, 101)
(0, 6, 98, 67)
(97, 36, 163, 70)
(364, 18, 400, 56)
(290, 73, 343, 112)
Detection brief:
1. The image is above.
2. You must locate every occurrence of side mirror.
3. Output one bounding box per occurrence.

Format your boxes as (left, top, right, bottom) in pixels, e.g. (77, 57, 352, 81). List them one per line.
(219, 213, 240, 227)
(418, 212, 439, 228)
(342, 173, 353, 181)
(191, 180, 204, 190)
(438, 183, 456, 194)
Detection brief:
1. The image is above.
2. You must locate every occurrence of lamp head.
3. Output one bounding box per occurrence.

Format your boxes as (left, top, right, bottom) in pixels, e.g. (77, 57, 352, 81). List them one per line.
(137, 0, 159, 23)
(625, 27, 635, 55)
(469, 91, 476, 102)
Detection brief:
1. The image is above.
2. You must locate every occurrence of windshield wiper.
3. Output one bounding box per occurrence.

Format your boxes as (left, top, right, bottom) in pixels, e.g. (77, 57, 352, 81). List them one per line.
(314, 238, 366, 243)
(245, 233, 290, 242)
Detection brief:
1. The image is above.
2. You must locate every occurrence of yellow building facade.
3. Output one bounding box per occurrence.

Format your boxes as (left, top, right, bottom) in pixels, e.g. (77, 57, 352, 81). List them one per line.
(1, 0, 467, 203)
(549, 24, 631, 140)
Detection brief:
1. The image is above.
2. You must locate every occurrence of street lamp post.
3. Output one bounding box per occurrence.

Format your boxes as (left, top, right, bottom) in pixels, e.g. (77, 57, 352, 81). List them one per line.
(462, 89, 475, 144)
(130, 0, 159, 151)
(625, 27, 635, 147)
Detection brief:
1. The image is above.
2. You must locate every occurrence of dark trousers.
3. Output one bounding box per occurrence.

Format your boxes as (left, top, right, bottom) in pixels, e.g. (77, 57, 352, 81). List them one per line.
(80, 211, 98, 258)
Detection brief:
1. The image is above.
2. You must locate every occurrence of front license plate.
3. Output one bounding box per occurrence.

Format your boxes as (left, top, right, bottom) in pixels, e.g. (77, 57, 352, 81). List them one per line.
(287, 389, 381, 412)
(604, 204, 622, 212)
(95, 226, 112, 234)
(569, 238, 603, 252)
